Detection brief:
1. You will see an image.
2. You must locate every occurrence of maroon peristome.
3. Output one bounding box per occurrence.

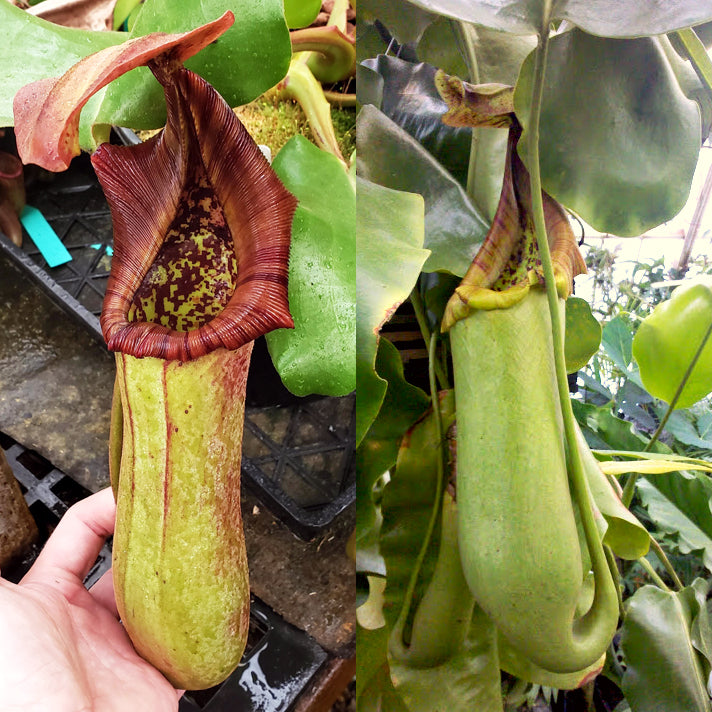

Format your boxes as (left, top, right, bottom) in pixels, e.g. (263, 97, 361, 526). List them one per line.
(95, 61, 297, 361)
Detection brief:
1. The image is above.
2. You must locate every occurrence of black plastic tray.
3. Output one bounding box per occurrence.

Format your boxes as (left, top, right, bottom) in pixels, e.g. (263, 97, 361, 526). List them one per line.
(0, 149, 355, 540)
(1, 430, 328, 712)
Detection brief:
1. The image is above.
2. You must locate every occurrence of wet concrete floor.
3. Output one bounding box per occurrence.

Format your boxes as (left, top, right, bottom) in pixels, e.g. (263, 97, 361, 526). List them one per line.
(0, 245, 354, 655)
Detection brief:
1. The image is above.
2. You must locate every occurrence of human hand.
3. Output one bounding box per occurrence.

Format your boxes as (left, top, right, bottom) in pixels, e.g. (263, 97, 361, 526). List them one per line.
(0, 488, 183, 712)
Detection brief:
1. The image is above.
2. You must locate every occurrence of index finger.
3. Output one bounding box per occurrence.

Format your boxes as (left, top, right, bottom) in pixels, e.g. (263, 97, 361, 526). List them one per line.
(21, 487, 116, 587)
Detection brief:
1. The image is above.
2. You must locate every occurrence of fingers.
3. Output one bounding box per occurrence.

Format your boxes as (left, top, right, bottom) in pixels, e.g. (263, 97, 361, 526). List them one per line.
(88, 568, 118, 617)
(21, 487, 116, 587)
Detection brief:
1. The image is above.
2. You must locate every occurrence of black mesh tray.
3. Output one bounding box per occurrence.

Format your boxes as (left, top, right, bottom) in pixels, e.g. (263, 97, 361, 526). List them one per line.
(1, 431, 328, 712)
(0, 148, 355, 539)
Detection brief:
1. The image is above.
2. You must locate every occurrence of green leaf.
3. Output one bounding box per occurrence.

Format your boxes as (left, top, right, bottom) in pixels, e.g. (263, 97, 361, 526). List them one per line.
(356, 624, 410, 712)
(565, 297, 602, 373)
(356, 104, 487, 277)
(621, 580, 712, 712)
(266, 136, 355, 397)
(355, 339, 429, 575)
(638, 472, 712, 572)
(94, 0, 292, 130)
(514, 30, 701, 237)
(389, 606, 503, 712)
(356, 176, 428, 444)
(633, 281, 712, 409)
(0, 2, 125, 127)
(380, 392, 456, 632)
(113, 0, 142, 30)
(602, 315, 634, 371)
(403, 0, 712, 38)
(416, 17, 469, 79)
(360, 0, 436, 45)
(283, 0, 322, 29)
(362, 55, 473, 187)
(655, 409, 712, 450)
(571, 400, 663, 453)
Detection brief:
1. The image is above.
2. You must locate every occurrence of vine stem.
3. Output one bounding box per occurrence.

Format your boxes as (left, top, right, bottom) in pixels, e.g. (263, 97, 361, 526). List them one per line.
(527, 19, 616, 624)
(621, 316, 712, 507)
(451, 20, 481, 205)
(676, 28, 712, 103)
(410, 287, 450, 390)
(638, 556, 671, 592)
(648, 534, 684, 591)
(389, 333, 447, 655)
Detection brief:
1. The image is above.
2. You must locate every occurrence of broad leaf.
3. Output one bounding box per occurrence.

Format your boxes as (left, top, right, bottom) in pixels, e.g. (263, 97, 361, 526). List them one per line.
(0, 2, 124, 127)
(389, 606, 503, 712)
(356, 624, 410, 712)
(404, 0, 712, 38)
(356, 105, 487, 276)
(283, 0, 322, 29)
(514, 31, 701, 237)
(362, 55, 473, 187)
(658, 409, 712, 451)
(356, 176, 428, 443)
(267, 136, 355, 397)
(602, 315, 634, 371)
(380, 392, 455, 631)
(572, 400, 661, 453)
(633, 281, 712, 409)
(565, 296, 602, 373)
(95, 0, 292, 131)
(621, 580, 712, 712)
(638, 472, 712, 573)
(617, 380, 657, 432)
(360, 0, 436, 45)
(355, 339, 429, 575)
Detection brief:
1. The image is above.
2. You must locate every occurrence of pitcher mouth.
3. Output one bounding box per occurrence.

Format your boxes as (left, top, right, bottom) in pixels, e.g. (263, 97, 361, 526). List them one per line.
(97, 64, 297, 361)
(12, 12, 297, 362)
(442, 125, 585, 332)
(434, 71, 585, 332)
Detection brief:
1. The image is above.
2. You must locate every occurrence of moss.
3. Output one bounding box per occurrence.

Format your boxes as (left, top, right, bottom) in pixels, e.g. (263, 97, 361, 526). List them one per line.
(234, 89, 355, 161)
(137, 89, 355, 163)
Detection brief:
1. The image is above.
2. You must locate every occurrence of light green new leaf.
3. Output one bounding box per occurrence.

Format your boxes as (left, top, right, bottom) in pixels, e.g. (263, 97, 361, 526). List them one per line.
(356, 105, 486, 276)
(0, 3, 124, 127)
(404, 0, 712, 38)
(267, 136, 355, 397)
(355, 339, 429, 575)
(356, 176, 429, 444)
(633, 281, 712, 409)
(638, 472, 712, 573)
(515, 31, 701, 237)
(565, 297, 602, 373)
(601, 460, 712, 477)
(621, 580, 712, 712)
(95, 0, 292, 131)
